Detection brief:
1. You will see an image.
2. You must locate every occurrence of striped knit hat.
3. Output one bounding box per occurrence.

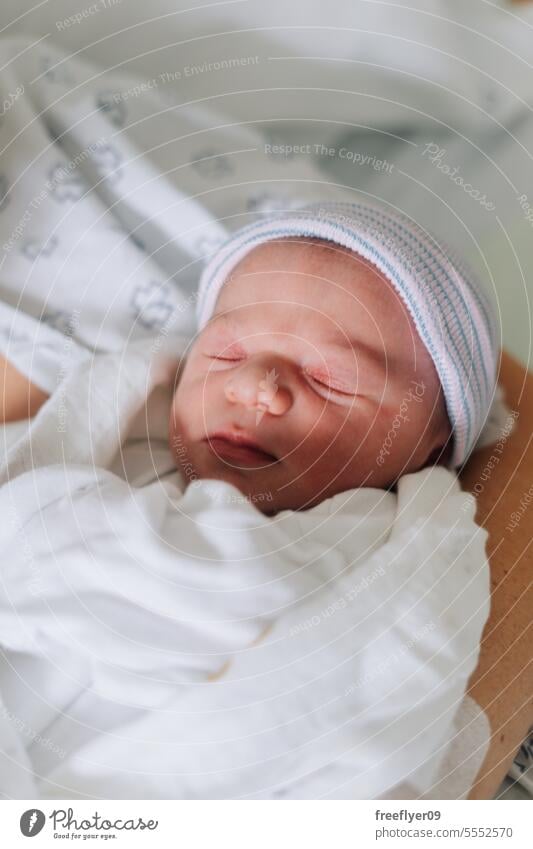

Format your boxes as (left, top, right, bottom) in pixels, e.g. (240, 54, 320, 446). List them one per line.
(196, 200, 500, 468)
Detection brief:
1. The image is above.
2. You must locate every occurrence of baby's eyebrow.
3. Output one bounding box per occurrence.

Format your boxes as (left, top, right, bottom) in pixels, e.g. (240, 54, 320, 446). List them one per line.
(208, 312, 243, 333)
(214, 308, 247, 322)
(320, 340, 386, 373)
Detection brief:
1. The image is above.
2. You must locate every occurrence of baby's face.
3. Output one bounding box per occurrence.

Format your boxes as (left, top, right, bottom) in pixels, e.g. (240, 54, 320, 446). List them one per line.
(169, 237, 451, 513)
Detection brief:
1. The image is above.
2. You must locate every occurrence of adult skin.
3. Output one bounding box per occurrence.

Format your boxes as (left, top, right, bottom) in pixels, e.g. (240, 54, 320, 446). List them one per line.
(0, 354, 48, 423)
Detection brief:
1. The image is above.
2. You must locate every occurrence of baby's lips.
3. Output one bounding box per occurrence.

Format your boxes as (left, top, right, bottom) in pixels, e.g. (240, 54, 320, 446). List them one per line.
(205, 427, 280, 463)
(205, 436, 278, 467)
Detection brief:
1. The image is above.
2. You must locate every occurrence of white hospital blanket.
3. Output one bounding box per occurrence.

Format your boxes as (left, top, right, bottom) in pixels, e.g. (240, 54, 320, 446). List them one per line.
(0, 336, 492, 800)
(0, 33, 507, 799)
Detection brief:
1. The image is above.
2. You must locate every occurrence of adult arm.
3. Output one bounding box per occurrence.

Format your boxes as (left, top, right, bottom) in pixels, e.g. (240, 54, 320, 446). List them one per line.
(461, 349, 533, 799)
(0, 353, 49, 424)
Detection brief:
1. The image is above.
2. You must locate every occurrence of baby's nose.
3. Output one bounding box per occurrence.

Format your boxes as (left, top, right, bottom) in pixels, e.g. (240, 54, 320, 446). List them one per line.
(224, 359, 292, 417)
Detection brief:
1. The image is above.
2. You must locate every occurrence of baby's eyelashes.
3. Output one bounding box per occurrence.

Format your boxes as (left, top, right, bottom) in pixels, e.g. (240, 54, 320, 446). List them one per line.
(205, 353, 244, 362)
(303, 368, 358, 398)
(202, 342, 247, 364)
(203, 347, 246, 368)
(201, 345, 364, 406)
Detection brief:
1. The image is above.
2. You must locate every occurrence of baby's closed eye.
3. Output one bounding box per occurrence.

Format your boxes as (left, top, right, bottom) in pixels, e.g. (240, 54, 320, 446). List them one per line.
(303, 368, 358, 397)
(204, 348, 364, 404)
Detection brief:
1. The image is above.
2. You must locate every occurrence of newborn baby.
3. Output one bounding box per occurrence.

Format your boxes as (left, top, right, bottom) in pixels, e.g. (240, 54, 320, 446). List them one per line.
(169, 201, 498, 514)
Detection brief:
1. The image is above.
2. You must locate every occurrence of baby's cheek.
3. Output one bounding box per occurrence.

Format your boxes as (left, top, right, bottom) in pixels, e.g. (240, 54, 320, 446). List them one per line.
(170, 377, 198, 438)
(176, 368, 225, 437)
(295, 411, 362, 469)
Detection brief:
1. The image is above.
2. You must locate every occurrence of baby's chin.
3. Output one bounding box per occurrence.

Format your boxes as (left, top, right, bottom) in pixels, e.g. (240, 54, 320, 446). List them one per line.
(171, 451, 347, 514)
(188, 464, 281, 514)
(167, 423, 410, 513)
(168, 432, 280, 513)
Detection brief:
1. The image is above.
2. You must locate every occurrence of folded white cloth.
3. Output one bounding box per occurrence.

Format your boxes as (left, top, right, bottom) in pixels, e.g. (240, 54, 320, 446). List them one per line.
(0, 336, 491, 799)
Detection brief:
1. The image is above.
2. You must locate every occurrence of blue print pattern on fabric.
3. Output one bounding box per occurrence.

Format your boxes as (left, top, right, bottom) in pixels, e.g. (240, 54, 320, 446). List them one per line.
(21, 235, 59, 261)
(95, 91, 127, 128)
(130, 280, 176, 330)
(41, 310, 78, 337)
(0, 324, 29, 345)
(40, 56, 74, 85)
(48, 163, 87, 203)
(89, 142, 123, 184)
(192, 233, 226, 260)
(128, 231, 146, 251)
(191, 148, 234, 178)
(246, 192, 294, 216)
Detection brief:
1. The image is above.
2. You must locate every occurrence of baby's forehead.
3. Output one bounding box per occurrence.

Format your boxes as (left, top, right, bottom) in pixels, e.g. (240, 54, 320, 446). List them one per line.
(212, 236, 430, 364)
(237, 235, 358, 266)
(228, 236, 386, 292)
(224, 236, 397, 312)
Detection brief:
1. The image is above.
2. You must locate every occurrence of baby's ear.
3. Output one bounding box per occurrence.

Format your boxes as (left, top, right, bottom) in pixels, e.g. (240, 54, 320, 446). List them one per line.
(427, 439, 454, 468)
(426, 409, 454, 467)
(428, 416, 454, 467)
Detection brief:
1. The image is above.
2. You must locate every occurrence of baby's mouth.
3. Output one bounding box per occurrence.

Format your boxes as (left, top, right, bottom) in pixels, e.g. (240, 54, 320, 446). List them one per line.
(204, 430, 278, 467)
